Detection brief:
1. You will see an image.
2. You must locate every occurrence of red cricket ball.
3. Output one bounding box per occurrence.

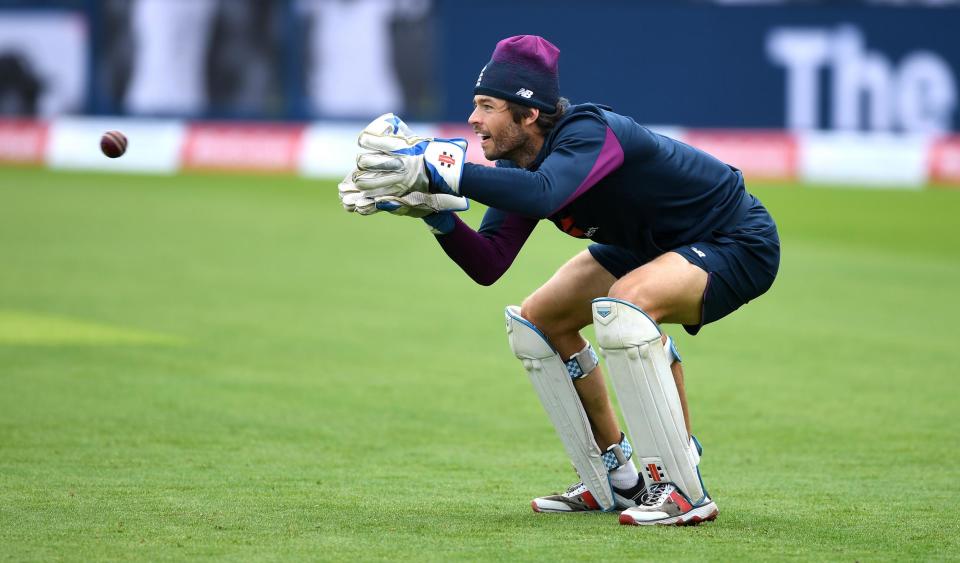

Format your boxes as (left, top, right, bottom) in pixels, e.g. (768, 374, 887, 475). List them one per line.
(100, 130, 128, 158)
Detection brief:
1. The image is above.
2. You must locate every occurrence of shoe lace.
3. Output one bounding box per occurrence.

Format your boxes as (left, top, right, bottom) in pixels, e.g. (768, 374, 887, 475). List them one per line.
(566, 481, 583, 494)
(639, 483, 672, 507)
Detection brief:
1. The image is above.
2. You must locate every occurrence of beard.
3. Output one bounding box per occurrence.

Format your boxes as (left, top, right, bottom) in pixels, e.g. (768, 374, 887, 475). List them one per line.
(482, 121, 530, 162)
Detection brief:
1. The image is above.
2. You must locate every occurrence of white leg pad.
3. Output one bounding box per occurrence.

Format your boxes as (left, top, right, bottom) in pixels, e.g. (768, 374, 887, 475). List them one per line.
(593, 298, 706, 504)
(504, 306, 616, 511)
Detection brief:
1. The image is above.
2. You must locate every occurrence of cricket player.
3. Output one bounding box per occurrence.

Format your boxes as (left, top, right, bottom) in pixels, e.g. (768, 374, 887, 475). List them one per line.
(339, 35, 779, 526)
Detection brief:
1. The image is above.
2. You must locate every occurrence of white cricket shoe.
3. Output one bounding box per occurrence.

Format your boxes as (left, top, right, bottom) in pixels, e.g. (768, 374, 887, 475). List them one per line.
(531, 477, 646, 513)
(618, 483, 718, 526)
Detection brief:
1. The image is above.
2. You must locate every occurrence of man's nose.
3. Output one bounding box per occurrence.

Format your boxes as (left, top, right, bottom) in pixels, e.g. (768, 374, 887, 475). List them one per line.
(468, 107, 481, 126)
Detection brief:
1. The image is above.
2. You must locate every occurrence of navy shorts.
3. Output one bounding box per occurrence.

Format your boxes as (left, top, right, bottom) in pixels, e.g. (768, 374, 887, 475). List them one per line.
(588, 199, 780, 335)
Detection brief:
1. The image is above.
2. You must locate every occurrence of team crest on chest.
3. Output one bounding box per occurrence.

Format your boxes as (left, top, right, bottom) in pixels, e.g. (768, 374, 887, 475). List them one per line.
(557, 215, 598, 239)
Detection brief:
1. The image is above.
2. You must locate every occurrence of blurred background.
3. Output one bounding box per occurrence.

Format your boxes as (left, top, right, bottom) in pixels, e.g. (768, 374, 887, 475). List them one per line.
(1, 0, 958, 183)
(0, 0, 436, 120)
(0, 0, 956, 124)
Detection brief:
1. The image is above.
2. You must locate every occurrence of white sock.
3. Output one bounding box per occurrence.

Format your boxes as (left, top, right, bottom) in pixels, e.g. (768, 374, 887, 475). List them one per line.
(609, 458, 639, 489)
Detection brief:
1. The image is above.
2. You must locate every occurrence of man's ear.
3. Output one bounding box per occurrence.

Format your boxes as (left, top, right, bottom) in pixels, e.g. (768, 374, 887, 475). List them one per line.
(524, 108, 540, 127)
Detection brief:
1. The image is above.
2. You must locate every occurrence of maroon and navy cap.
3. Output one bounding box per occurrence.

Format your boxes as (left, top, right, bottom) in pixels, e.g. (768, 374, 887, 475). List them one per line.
(474, 35, 560, 112)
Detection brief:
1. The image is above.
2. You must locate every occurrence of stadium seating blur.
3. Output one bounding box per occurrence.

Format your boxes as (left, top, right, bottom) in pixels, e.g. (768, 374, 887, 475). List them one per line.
(1, 0, 958, 184)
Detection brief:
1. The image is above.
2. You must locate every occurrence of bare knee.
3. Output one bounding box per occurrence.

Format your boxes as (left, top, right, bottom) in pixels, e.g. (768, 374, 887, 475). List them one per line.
(518, 294, 539, 325)
(519, 294, 586, 349)
(520, 294, 562, 334)
(607, 278, 665, 323)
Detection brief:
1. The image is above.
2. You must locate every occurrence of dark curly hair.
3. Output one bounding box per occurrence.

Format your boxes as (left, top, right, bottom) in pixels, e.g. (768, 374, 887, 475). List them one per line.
(506, 97, 570, 134)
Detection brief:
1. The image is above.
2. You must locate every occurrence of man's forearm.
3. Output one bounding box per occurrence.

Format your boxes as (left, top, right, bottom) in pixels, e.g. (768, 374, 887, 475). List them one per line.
(435, 214, 537, 286)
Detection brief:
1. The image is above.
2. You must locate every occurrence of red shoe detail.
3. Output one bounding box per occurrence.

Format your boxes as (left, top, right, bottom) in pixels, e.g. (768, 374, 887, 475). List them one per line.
(581, 490, 601, 510)
(531, 500, 542, 513)
(619, 505, 719, 526)
(673, 507, 719, 526)
(669, 490, 692, 513)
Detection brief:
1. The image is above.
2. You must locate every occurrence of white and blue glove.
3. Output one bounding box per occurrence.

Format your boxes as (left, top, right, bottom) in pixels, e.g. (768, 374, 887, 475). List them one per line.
(352, 113, 466, 197)
(338, 169, 467, 234)
(372, 193, 466, 235)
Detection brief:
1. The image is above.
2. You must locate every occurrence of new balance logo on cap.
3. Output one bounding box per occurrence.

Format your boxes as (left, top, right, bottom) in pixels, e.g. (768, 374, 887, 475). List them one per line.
(476, 66, 487, 88)
(516, 88, 534, 98)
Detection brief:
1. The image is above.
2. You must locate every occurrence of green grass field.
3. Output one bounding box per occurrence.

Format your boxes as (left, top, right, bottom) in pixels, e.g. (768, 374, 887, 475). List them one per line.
(1, 168, 958, 561)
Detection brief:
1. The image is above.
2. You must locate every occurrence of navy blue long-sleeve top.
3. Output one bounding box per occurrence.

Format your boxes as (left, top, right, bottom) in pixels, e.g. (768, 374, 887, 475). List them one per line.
(436, 103, 752, 286)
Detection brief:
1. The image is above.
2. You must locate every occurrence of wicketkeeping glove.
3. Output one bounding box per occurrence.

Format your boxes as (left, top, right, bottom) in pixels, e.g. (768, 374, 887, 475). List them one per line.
(339, 170, 468, 217)
(366, 191, 469, 218)
(352, 113, 466, 197)
(338, 170, 373, 213)
(375, 193, 467, 234)
(339, 168, 466, 234)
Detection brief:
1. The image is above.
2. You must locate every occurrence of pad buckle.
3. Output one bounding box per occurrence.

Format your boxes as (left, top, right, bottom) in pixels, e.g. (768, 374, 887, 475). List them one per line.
(565, 343, 599, 380)
(601, 433, 633, 471)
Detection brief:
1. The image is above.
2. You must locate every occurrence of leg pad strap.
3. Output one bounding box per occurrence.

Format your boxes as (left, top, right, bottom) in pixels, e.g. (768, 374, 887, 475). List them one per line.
(565, 343, 599, 380)
(601, 433, 633, 470)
